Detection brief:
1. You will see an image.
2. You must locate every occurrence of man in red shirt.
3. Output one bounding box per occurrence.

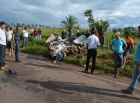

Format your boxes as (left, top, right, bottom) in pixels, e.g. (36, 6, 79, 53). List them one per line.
(33, 28, 38, 38)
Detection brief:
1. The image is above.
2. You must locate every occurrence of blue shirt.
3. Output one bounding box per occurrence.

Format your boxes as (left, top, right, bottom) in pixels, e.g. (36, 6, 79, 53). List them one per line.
(110, 38, 126, 53)
(38, 30, 42, 35)
(13, 30, 20, 41)
(61, 31, 67, 39)
(134, 41, 140, 62)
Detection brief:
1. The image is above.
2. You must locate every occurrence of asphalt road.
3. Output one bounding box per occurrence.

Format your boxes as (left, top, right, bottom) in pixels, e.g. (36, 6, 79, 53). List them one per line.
(0, 53, 140, 103)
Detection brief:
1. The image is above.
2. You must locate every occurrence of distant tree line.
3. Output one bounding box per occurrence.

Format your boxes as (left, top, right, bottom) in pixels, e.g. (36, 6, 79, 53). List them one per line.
(6, 23, 51, 28)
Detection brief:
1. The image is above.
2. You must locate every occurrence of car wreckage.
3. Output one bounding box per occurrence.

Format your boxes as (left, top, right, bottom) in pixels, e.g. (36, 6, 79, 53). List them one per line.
(46, 34, 87, 62)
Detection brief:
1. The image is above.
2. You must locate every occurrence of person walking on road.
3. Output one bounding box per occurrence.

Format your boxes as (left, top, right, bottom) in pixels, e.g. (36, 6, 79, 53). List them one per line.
(82, 26, 100, 74)
(110, 31, 127, 78)
(0, 21, 8, 70)
(12, 26, 22, 62)
(122, 27, 140, 95)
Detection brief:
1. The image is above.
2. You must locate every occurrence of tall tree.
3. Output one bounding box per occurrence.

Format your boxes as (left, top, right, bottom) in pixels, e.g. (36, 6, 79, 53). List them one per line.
(61, 15, 80, 31)
(17, 23, 20, 26)
(84, 9, 95, 28)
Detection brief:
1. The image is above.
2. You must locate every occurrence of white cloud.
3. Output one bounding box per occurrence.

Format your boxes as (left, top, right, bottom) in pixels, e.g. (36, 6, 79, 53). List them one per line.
(0, 0, 140, 29)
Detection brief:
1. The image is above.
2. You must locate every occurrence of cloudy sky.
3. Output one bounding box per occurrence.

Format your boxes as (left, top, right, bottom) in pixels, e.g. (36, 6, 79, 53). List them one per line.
(0, 0, 140, 29)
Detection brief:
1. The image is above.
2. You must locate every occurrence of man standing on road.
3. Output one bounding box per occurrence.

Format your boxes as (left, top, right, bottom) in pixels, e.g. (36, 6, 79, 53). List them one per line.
(0, 21, 8, 70)
(12, 26, 22, 62)
(122, 32, 134, 68)
(110, 31, 127, 78)
(82, 26, 100, 74)
(122, 27, 140, 95)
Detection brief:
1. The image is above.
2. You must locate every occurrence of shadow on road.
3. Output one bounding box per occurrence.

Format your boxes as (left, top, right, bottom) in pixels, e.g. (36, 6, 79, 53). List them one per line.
(25, 80, 140, 100)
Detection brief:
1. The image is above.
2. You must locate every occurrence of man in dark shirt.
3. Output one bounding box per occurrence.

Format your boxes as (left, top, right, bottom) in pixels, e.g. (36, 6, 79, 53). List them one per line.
(85, 30, 90, 38)
(38, 28, 42, 39)
(12, 26, 22, 62)
(61, 29, 67, 39)
(76, 30, 82, 38)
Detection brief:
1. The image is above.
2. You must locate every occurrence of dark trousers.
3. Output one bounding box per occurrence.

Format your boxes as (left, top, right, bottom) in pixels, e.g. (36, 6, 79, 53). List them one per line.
(114, 52, 123, 74)
(22, 37, 28, 47)
(0, 44, 6, 68)
(85, 49, 97, 72)
(15, 41, 20, 61)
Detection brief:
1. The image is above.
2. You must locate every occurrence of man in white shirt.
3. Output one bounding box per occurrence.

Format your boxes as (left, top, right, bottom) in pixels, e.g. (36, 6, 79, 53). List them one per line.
(22, 27, 29, 47)
(29, 27, 34, 36)
(82, 26, 100, 74)
(0, 21, 8, 70)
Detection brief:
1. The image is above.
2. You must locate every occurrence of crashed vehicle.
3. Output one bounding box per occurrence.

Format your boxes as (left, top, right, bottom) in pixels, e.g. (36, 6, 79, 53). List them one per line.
(46, 34, 87, 62)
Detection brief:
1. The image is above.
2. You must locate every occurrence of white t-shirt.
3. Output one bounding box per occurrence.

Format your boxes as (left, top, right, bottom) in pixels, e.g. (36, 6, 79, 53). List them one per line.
(86, 34, 100, 49)
(23, 30, 29, 37)
(6, 30, 13, 41)
(29, 29, 34, 34)
(0, 28, 6, 45)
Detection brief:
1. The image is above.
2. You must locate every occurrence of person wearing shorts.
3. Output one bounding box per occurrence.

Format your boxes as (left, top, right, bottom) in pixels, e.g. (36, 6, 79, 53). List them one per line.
(122, 32, 134, 68)
(6, 26, 13, 56)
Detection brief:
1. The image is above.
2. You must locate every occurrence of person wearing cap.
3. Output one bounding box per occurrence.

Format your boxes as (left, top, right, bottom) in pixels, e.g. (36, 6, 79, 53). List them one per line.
(76, 30, 82, 38)
(82, 26, 100, 74)
(110, 31, 127, 78)
(121, 26, 140, 95)
(0, 21, 8, 70)
(122, 32, 134, 68)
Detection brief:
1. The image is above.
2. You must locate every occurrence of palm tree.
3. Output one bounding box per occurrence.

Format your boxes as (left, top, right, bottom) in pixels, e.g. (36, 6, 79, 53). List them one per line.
(27, 24, 30, 28)
(35, 24, 38, 27)
(39, 25, 41, 28)
(17, 23, 20, 26)
(95, 19, 110, 37)
(22, 23, 25, 27)
(31, 24, 34, 28)
(61, 15, 80, 31)
(11, 23, 14, 26)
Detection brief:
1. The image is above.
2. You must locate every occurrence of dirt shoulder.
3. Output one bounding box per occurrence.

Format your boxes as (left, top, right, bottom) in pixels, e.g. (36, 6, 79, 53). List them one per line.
(0, 53, 140, 103)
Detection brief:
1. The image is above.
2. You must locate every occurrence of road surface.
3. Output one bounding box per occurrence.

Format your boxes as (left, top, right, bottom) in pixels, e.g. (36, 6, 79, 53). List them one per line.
(0, 53, 140, 103)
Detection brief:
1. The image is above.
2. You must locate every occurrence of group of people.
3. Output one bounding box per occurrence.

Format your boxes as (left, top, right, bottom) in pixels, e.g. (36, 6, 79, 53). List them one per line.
(0, 21, 140, 95)
(82, 26, 140, 95)
(0, 21, 43, 71)
(61, 29, 82, 43)
(0, 21, 22, 71)
(61, 29, 100, 45)
(32, 28, 42, 39)
(22, 27, 42, 47)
